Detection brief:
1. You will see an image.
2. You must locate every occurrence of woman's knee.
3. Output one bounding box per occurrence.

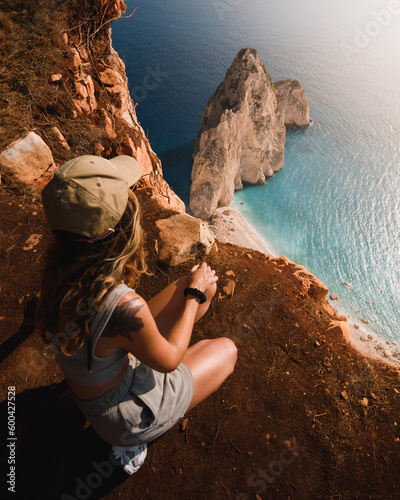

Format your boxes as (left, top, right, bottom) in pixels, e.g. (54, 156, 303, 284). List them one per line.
(213, 337, 237, 374)
(223, 337, 238, 372)
(206, 282, 217, 301)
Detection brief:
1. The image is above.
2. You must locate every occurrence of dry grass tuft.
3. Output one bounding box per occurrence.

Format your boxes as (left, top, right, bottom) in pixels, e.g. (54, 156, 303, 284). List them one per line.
(0, 0, 114, 164)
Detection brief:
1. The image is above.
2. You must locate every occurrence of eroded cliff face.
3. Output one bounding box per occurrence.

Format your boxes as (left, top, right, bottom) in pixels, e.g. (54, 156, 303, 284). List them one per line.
(54, 0, 184, 211)
(190, 48, 286, 219)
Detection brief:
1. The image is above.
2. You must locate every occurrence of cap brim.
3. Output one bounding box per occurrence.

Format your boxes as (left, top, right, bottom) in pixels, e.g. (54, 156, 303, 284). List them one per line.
(109, 156, 142, 187)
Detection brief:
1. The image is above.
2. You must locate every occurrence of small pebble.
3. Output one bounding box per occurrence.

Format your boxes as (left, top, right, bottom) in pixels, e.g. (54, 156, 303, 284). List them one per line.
(359, 334, 367, 341)
(360, 398, 368, 407)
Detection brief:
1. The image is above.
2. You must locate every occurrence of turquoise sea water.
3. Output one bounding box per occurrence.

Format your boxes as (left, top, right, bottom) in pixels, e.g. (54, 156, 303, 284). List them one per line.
(113, 0, 400, 341)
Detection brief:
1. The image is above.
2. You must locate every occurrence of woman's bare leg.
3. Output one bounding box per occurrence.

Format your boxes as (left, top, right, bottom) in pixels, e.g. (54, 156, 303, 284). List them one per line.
(182, 338, 237, 412)
(147, 276, 216, 336)
(147, 274, 237, 411)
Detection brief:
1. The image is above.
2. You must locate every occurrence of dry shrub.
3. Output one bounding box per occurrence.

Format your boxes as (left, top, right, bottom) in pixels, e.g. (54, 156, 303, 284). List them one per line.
(0, 0, 111, 164)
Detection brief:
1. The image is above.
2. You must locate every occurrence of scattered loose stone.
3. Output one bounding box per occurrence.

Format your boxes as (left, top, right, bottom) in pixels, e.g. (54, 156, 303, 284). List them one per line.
(370, 393, 378, 401)
(50, 73, 62, 82)
(341, 390, 349, 400)
(361, 318, 369, 324)
(360, 398, 368, 407)
(181, 418, 189, 431)
(225, 270, 235, 277)
(330, 294, 338, 300)
(367, 335, 373, 340)
(343, 281, 352, 289)
(23, 234, 42, 251)
(221, 279, 236, 299)
(359, 334, 367, 341)
(354, 324, 360, 329)
(245, 253, 252, 259)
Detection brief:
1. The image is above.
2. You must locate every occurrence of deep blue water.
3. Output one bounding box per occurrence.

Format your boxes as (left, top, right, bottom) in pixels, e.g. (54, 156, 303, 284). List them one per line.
(113, 0, 400, 341)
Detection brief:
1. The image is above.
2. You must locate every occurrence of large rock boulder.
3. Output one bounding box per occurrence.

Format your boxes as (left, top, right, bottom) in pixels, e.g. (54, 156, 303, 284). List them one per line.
(274, 79, 311, 127)
(190, 48, 286, 219)
(155, 214, 215, 266)
(0, 131, 56, 187)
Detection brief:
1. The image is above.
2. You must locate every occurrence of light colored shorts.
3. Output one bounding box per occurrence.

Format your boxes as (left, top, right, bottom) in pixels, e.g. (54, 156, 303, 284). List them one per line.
(73, 357, 194, 446)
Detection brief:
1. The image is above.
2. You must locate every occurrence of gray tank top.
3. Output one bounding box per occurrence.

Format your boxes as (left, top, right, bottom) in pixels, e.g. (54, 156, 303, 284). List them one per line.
(55, 284, 133, 386)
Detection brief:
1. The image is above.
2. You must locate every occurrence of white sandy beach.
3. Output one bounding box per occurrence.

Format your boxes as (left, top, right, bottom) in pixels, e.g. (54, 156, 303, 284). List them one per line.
(205, 205, 275, 256)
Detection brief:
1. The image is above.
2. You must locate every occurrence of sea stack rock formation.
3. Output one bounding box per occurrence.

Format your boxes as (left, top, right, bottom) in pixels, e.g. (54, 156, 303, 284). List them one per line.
(274, 79, 311, 127)
(190, 48, 286, 219)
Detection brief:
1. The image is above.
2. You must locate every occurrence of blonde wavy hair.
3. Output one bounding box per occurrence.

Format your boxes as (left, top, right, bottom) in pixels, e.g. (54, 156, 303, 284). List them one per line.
(36, 190, 147, 356)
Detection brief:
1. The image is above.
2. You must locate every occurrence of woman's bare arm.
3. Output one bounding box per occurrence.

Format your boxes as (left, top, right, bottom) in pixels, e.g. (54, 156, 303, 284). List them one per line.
(102, 263, 218, 373)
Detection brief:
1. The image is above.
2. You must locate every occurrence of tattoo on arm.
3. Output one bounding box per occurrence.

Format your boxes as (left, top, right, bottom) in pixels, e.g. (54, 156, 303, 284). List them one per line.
(102, 298, 144, 340)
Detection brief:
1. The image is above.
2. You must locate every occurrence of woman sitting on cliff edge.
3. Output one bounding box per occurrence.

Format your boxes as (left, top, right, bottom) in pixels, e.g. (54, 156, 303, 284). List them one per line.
(36, 154, 237, 474)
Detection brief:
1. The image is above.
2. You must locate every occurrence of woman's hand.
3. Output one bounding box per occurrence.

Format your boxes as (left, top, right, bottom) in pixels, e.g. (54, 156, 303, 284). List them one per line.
(189, 262, 218, 293)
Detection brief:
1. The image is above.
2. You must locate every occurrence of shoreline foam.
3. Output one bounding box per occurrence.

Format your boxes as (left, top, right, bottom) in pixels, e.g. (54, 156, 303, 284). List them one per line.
(208, 203, 400, 368)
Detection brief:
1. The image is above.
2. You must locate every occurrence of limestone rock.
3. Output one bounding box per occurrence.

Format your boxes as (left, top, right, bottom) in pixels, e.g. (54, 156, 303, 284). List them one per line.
(328, 320, 350, 343)
(219, 279, 236, 299)
(156, 214, 215, 266)
(0, 131, 55, 187)
(274, 79, 311, 127)
(190, 48, 286, 219)
(50, 127, 71, 152)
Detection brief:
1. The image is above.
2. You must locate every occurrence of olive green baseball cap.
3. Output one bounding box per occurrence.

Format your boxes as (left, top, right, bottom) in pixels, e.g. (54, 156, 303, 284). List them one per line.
(42, 155, 142, 240)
